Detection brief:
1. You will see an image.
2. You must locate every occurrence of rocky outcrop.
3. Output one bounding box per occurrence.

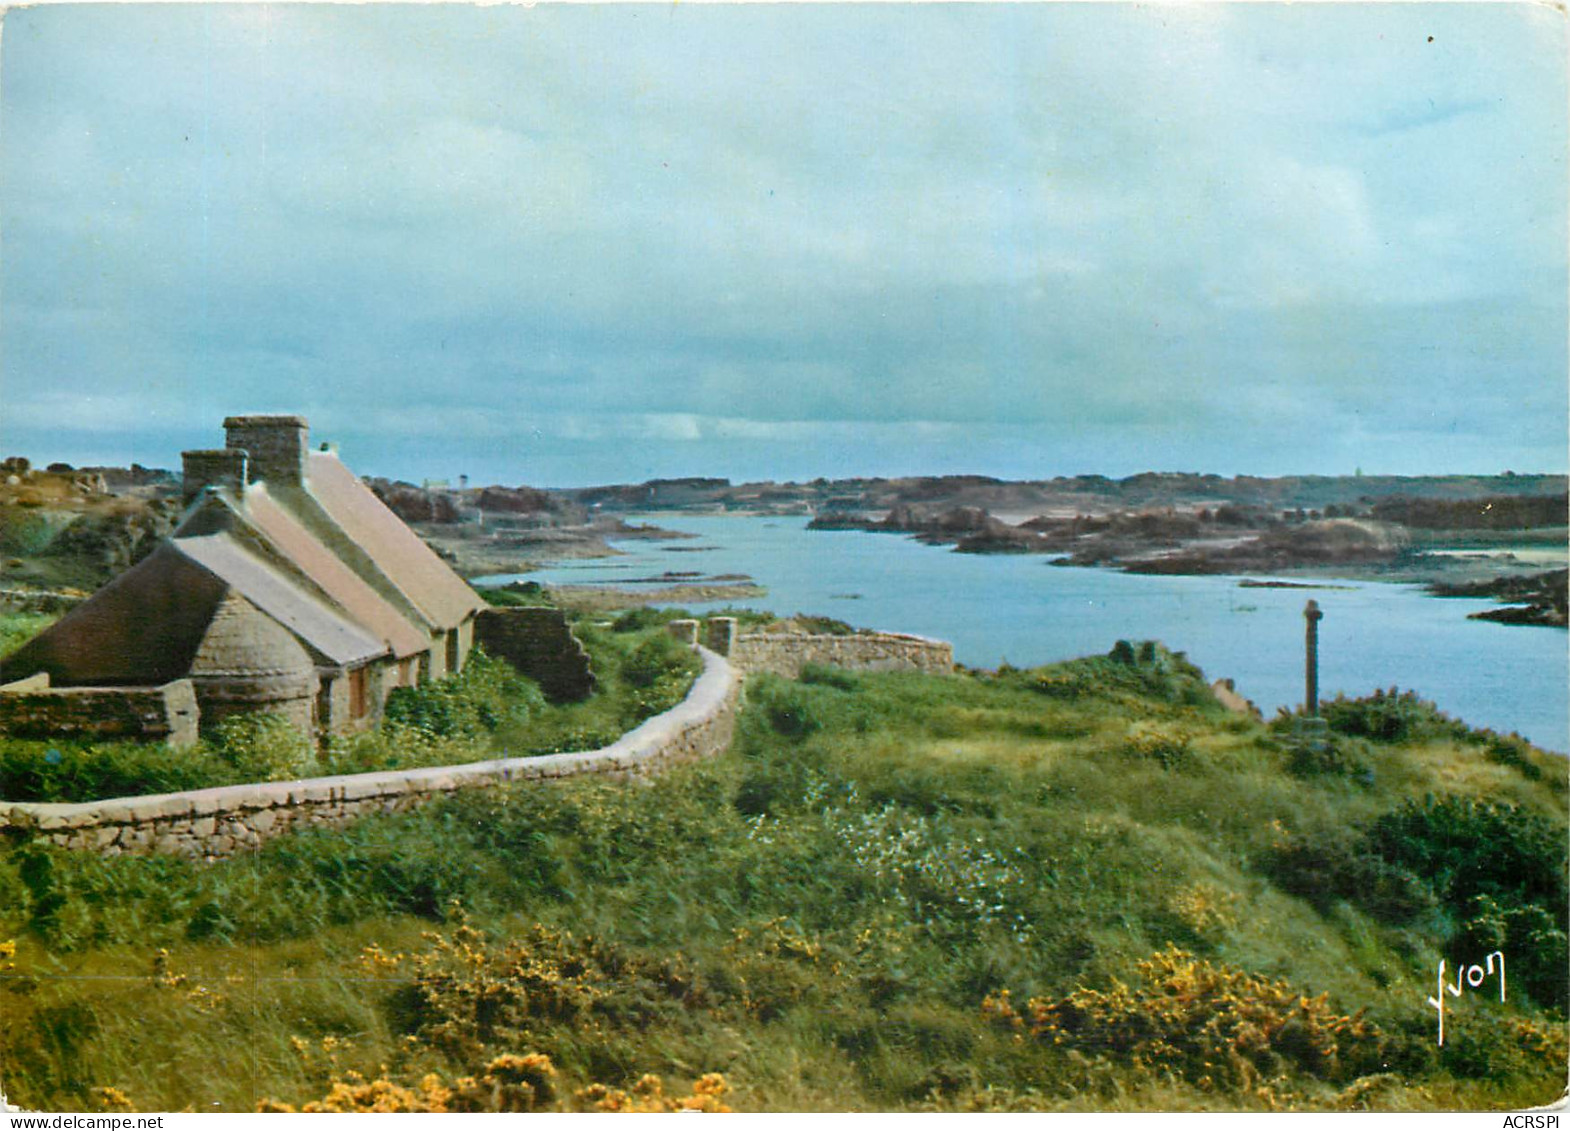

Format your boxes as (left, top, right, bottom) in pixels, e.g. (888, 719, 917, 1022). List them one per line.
(1430, 569, 1568, 628)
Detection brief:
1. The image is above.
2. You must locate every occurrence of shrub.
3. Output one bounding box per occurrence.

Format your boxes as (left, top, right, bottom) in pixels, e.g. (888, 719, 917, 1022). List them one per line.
(1267, 795, 1568, 1011)
(1263, 830, 1435, 923)
(1030, 643, 1214, 709)
(1286, 735, 1374, 782)
(207, 713, 318, 781)
(611, 607, 673, 633)
(1124, 723, 1193, 770)
(0, 738, 233, 804)
(759, 685, 823, 740)
(384, 651, 547, 739)
(983, 945, 1390, 1088)
(1480, 734, 1544, 781)
(786, 614, 857, 636)
(799, 663, 859, 691)
(1318, 689, 1469, 744)
(1365, 796, 1567, 915)
(619, 634, 691, 690)
(1455, 895, 1570, 1012)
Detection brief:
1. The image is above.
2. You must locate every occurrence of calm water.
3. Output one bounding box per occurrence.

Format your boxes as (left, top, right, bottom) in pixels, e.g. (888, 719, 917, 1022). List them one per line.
(486, 514, 1569, 752)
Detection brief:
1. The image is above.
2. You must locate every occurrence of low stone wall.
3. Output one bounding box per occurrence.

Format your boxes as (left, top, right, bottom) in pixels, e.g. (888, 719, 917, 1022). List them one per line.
(0, 677, 198, 748)
(0, 647, 737, 861)
(730, 629, 954, 679)
(474, 606, 596, 703)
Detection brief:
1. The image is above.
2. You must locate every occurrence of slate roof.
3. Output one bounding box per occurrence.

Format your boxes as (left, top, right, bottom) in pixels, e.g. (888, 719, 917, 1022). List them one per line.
(303, 451, 484, 630)
(0, 530, 389, 688)
(1, 417, 480, 691)
(175, 534, 386, 667)
(237, 487, 431, 659)
(0, 543, 226, 686)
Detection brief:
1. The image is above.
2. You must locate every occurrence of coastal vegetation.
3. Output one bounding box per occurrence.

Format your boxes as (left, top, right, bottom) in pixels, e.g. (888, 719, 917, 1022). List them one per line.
(0, 611, 700, 805)
(0, 640, 1562, 1111)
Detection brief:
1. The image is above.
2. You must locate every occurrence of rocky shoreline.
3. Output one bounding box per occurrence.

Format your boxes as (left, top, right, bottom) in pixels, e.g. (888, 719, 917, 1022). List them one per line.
(1428, 569, 1568, 628)
(807, 499, 1567, 621)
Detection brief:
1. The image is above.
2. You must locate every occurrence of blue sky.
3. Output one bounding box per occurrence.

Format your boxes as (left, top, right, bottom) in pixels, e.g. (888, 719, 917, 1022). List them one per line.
(1, 3, 1564, 487)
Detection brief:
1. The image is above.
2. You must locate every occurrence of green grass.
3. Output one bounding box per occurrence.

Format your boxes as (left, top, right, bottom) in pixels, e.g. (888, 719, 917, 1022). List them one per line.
(0, 620, 700, 804)
(0, 641, 1564, 1112)
(0, 612, 58, 659)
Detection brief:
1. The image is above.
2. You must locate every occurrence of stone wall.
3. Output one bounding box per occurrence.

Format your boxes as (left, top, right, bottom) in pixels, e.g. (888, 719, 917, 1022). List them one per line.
(0, 677, 199, 748)
(730, 628, 954, 679)
(475, 606, 596, 703)
(0, 647, 736, 861)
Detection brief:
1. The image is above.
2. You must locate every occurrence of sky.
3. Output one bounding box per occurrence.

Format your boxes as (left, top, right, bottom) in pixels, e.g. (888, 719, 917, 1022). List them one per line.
(1, 2, 1565, 488)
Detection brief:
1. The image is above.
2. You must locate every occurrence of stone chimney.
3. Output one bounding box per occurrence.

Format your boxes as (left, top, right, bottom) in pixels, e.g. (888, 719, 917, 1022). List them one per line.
(224, 415, 308, 486)
(181, 449, 249, 505)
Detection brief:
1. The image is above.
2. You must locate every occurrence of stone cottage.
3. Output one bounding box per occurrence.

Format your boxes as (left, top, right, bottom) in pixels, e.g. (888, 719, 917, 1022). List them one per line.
(0, 415, 485, 744)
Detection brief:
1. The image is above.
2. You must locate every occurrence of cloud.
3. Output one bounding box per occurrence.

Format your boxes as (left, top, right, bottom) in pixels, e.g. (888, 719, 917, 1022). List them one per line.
(1, 3, 1563, 482)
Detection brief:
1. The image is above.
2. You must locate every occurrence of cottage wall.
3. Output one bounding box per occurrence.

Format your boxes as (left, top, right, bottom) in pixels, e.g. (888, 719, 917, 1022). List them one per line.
(426, 634, 450, 681)
(474, 607, 595, 702)
(0, 679, 198, 748)
(3, 647, 737, 860)
(193, 672, 318, 735)
(317, 660, 390, 737)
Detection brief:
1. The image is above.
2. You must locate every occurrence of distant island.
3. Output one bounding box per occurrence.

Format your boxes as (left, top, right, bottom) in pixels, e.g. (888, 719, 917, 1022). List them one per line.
(2, 460, 1564, 627)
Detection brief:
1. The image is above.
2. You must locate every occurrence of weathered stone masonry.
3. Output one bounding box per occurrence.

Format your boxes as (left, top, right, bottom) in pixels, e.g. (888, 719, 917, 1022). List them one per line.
(1, 645, 739, 861)
(678, 616, 955, 679)
(0, 676, 198, 747)
(0, 626, 955, 862)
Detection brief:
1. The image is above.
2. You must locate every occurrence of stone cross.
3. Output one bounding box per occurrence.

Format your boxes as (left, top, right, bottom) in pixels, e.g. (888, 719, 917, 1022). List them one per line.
(1304, 599, 1324, 717)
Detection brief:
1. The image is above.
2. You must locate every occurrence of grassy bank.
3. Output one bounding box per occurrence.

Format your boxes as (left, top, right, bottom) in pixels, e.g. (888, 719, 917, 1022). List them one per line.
(0, 613, 699, 804)
(0, 642, 1563, 1112)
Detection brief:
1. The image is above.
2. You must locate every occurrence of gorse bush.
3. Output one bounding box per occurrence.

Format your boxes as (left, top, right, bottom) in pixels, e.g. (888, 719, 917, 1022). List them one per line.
(384, 650, 547, 739)
(257, 1053, 731, 1113)
(1028, 642, 1216, 710)
(1, 650, 1564, 1112)
(983, 945, 1393, 1090)
(393, 919, 711, 1060)
(1124, 722, 1194, 770)
(1318, 689, 1470, 744)
(1266, 794, 1569, 1011)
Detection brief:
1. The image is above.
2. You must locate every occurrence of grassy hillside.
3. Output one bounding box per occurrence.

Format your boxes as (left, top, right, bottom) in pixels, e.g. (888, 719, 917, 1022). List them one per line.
(0, 644, 1564, 1111)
